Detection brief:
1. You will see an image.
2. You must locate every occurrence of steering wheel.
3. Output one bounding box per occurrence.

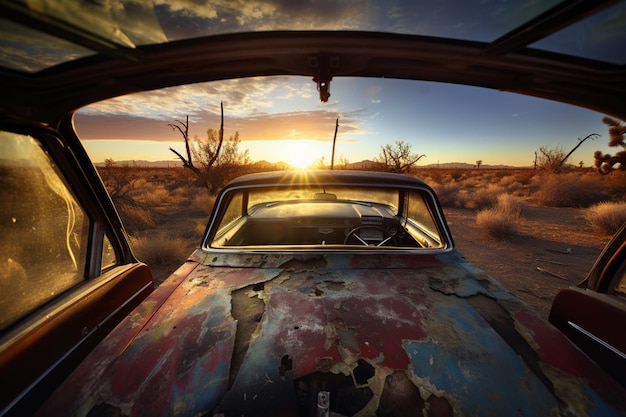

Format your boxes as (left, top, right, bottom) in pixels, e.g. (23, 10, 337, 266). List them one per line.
(343, 225, 399, 246)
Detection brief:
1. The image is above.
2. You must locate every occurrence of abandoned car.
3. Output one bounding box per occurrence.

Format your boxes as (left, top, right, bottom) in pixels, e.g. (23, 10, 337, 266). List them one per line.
(1, 0, 626, 416)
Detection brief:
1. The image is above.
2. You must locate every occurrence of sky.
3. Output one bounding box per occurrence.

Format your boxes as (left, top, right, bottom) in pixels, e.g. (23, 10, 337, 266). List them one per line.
(76, 76, 615, 168)
(2, 1, 622, 168)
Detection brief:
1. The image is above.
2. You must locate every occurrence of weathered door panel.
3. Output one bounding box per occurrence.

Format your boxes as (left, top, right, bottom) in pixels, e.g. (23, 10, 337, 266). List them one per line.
(550, 287, 626, 386)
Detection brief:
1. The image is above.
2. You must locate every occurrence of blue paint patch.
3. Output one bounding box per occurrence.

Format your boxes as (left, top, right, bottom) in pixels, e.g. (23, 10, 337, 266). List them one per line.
(171, 342, 232, 416)
(404, 299, 558, 417)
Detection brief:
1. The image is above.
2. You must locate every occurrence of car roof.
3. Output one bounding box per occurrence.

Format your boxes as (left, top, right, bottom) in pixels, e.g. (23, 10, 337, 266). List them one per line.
(1, 0, 625, 125)
(222, 170, 431, 190)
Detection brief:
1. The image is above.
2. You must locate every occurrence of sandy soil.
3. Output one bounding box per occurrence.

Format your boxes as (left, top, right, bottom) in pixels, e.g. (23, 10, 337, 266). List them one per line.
(445, 205, 611, 319)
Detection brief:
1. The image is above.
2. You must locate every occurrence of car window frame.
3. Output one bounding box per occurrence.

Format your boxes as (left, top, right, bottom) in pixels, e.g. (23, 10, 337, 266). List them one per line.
(0, 121, 154, 417)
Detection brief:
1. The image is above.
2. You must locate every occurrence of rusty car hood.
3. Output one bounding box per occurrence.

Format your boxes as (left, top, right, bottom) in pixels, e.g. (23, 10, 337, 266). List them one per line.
(36, 250, 625, 417)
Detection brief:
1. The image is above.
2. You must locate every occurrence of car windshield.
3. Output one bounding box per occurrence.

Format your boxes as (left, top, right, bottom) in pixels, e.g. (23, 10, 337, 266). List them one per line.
(208, 182, 445, 250)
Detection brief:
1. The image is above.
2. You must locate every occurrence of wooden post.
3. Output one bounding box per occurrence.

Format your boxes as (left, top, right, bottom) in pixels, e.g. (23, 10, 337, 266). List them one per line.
(330, 118, 338, 170)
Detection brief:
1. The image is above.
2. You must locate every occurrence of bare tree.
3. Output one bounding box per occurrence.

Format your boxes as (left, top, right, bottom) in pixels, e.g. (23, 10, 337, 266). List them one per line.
(537, 133, 599, 173)
(594, 117, 626, 174)
(536, 145, 567, 173)
(169, 103, 249, 191)
(476, 160, 483, 169)
(168, 115, 201, 176)
(378, 141, 425, 173)
(561, 133, 599, 167)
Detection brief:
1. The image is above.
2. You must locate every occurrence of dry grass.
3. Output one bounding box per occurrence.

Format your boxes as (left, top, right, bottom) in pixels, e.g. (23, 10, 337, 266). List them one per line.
(475, 194, 525, 240)
(470, 184, 506, 210)
(129, 232, 192, 266)
(191, 193, 216, 216)
(117, 203, 155, 230)
(97, 165, 625, 282)
(137, 186, 171, 206)
(584, 201, 626, 235)
(530, 172, 608, 207)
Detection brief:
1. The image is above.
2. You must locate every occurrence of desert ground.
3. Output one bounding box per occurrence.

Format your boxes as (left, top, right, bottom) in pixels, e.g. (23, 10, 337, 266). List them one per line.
(105, 166, 623, 320)
(445, 206, 609, 318)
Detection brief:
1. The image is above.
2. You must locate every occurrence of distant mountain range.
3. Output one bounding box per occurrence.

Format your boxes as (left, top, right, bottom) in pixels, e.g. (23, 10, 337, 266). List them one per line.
(93, 159, 521, 169)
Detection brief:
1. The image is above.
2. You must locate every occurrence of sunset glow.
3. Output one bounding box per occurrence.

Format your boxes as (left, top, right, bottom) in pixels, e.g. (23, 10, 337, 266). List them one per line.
(76, 77, 613, 168)
(279, 140, 328, 169)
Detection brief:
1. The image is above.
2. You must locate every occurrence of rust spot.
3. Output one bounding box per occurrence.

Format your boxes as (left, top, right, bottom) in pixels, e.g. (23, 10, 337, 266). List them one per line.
(229, 284, 266, 387)
(86, 403, 128, 417)
(279, 255, 328, 269)
(279, 354, 293, 376)
(324, 280, 347, 291)
(377, 370, 425, 416)
(353, 359, 374, 385)
(316, 357, 334, 372)
(427, 394, 454, 417)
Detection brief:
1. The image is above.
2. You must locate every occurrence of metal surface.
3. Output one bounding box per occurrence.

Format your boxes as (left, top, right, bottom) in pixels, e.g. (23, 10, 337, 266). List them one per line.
(36, 251, 626, 416)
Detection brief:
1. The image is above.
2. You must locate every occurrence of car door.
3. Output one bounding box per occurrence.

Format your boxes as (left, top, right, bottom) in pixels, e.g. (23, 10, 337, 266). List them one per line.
(0, 123, 154, 417)
(549, 224, 626, 387)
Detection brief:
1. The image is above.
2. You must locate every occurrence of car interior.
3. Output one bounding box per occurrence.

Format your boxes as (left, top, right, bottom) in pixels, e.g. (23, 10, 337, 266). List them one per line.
(209, 188, 445, 249)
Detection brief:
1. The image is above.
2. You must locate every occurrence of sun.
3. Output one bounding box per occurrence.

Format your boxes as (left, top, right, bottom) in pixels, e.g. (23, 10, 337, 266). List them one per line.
(283, 140, 321, 169)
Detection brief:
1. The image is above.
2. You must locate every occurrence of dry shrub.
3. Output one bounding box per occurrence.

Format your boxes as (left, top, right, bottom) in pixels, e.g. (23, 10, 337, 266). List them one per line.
(495, 194, 526, 217)
(169, 184, 195, 199)
(476, 194, 524, 239)
(195, 219, 208, 237)
(531, 172, 607, 207)
(118, 203, 155, 231)
(129, 232, 191, 266)
(430, 181, 461, 208)
(457, 176, 480, 189)
(602, 170, 626, 197)
(191, 193, 216, 216)
(498, 175, 527, 196)
(476, 209, 518, 240)
(584, 201, 626, 234)
(136, 186, 171, 206)
(470, 184, 505, 210)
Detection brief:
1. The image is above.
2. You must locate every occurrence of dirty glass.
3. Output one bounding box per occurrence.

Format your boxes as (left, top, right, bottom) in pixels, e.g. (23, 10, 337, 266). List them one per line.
(407, 190, 443, 245)
(101, 233, 117, 271)
(0, 132, 89, 332)
(216, 190, 244, 236)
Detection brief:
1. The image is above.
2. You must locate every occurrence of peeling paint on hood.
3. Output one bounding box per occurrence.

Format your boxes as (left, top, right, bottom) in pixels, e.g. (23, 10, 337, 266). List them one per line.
(36, 251, 626, 417)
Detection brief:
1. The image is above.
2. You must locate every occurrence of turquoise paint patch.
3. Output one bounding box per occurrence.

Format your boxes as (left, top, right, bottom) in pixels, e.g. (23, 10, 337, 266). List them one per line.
(404, 299, 557, 417)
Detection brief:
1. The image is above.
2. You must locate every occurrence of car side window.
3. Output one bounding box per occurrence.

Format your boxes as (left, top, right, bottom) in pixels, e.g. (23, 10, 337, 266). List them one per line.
(0, 131, 89, 331)
(217, 191, 244, 234)
(407, 190, 443, 244)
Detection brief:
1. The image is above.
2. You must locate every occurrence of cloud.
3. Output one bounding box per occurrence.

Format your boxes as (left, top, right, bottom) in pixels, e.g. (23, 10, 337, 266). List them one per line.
(79, 77, 317, 120)
(75, 76, 369, 143)
(155, 0, 370, 36)
(76, 106, 366, 143)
